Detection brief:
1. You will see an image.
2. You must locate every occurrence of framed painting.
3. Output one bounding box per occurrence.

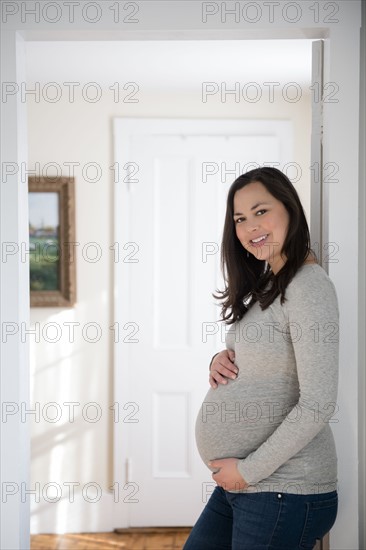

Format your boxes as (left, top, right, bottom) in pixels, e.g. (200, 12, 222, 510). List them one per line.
(28, 176, 76, 307)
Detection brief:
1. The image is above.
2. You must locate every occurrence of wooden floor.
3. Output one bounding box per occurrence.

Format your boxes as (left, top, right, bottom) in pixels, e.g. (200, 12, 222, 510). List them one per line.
(31, 528, 191, 550)
(30, 528, 326, 549)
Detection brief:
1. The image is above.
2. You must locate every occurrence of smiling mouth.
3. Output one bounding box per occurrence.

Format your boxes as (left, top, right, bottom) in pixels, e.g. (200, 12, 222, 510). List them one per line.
(249, 234, 269, 247)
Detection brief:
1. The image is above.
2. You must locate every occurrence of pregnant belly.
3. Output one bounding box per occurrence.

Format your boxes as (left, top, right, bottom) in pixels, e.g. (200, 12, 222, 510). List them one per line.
(195, 382, 298, 467)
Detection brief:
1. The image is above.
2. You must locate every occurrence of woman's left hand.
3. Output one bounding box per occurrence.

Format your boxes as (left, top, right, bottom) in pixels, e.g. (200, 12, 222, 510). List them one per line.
(208, 458, 248, 491)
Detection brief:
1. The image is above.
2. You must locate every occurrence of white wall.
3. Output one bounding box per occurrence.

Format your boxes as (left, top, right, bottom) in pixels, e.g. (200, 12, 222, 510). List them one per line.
(27, 87, 311, 533)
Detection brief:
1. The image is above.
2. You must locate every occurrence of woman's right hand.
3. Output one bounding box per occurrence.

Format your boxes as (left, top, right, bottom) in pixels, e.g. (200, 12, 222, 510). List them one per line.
(209, 349, 237, 389)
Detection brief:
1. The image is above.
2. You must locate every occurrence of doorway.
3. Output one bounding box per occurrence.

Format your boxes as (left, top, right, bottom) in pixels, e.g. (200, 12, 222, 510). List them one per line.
(27, 38, 313, 531)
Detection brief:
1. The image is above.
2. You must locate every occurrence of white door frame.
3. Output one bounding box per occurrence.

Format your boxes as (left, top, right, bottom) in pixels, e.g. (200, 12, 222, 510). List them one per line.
(0, 2, 362, 548)
(358, 1, 366, 546)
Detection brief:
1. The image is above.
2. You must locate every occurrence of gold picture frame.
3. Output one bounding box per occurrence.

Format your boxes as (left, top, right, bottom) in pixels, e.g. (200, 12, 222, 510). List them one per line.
(28, 176, 76, 307)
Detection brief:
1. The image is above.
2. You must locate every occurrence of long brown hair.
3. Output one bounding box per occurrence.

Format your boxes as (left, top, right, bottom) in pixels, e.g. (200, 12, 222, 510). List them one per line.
(213, 167, 317, 324)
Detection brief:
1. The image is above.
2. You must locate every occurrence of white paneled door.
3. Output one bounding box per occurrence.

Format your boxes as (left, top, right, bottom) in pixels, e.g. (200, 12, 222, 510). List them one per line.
(113, 119, 293, 526)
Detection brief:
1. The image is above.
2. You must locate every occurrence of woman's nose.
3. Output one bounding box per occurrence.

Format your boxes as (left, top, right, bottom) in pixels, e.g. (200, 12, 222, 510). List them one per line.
(246, 220, 259, 232)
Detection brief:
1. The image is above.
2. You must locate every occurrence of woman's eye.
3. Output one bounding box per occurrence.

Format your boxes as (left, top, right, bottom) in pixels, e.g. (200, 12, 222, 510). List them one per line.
(235, 217, 244, 224)
(256, 209, 266, 216)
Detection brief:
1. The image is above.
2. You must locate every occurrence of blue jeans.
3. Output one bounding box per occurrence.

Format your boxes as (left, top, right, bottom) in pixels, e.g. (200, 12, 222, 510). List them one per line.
(183, 487, 338, 550)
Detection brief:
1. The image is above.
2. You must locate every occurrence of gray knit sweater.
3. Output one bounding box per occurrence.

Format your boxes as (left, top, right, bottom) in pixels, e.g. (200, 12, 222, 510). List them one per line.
(195, 263, 339, 494)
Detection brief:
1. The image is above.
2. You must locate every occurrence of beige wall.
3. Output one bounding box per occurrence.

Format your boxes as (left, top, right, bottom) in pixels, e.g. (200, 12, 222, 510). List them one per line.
(28, 88, 311, 532)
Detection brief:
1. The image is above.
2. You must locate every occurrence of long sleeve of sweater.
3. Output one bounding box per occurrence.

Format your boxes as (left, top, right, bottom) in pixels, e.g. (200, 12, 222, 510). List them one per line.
(236, 266, 339, 485)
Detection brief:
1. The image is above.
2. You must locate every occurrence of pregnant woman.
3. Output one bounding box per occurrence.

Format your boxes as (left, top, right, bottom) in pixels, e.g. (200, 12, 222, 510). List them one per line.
(183, 167, 339, 550)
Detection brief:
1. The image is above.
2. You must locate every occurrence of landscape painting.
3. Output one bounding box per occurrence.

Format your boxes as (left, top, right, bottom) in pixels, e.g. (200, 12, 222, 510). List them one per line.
(28, 177, 76, 307)
(29, 192, 60, 291)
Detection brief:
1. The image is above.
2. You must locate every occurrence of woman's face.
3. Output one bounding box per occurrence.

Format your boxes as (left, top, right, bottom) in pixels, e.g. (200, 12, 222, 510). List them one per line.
(233, 181, 290, 274)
